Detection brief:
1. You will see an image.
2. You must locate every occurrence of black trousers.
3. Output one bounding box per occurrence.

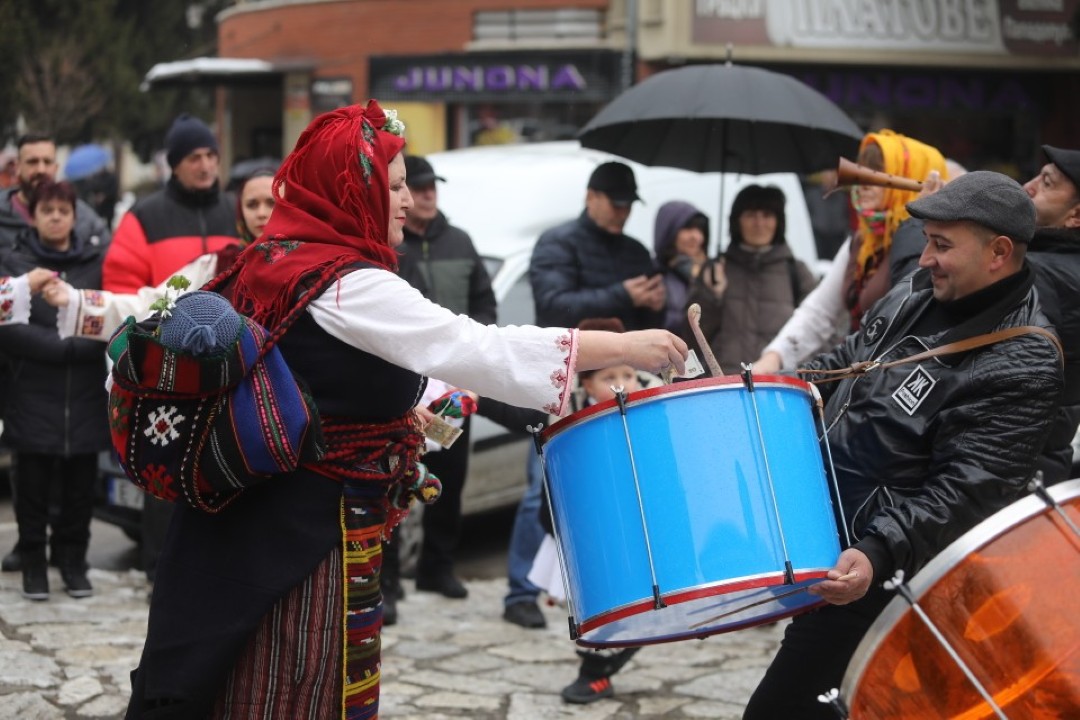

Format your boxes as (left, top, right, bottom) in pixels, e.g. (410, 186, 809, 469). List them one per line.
(12, 451, 96, 569)
(416, 416, 471, 579)
(742, 586, 893, 720)
(141, 494, 175, 583)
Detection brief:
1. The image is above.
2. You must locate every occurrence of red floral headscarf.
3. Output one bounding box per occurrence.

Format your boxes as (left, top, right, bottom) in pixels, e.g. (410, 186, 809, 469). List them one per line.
(214, 100, 407, 329)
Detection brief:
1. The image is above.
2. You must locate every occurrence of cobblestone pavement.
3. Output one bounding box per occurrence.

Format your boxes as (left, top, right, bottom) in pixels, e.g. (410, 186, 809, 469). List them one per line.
(0, 565, 786, 719)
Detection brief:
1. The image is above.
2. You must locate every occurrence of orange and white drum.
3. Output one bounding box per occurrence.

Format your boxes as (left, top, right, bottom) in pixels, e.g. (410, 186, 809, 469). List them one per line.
(840, 479, 1080, 719)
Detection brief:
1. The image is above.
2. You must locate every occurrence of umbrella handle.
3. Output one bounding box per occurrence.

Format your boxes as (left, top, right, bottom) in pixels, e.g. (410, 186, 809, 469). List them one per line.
(687, 303, 723, 377)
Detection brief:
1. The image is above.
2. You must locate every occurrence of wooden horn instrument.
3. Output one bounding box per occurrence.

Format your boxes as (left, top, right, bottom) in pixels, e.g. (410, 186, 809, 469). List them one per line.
(836, 157, 923, 192)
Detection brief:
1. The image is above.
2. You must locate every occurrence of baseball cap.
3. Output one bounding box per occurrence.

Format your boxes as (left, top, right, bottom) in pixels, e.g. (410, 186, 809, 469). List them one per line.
(404, 155, 445, 188)
(906, 170, 1035, 244)
(588, 161, 641, 207)
(1042, 145, 1080, 191)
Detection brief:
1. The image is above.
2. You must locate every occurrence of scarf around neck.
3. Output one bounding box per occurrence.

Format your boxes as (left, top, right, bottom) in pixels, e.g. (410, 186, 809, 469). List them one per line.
(211, 100, 406, 330)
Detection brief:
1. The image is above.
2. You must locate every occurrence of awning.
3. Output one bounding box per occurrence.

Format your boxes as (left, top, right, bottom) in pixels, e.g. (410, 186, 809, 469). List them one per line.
(141, 57, 308, 91)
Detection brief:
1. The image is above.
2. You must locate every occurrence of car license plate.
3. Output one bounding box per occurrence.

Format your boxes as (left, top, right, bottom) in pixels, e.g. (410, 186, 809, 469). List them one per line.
(108, 476, 145, 510)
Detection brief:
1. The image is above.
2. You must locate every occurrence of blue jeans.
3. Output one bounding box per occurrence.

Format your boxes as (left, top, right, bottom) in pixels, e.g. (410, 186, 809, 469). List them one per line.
(504, 448, 545, 607)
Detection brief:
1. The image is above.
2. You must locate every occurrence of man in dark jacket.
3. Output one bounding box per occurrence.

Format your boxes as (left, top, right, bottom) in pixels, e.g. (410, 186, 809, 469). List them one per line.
(0, 133, 110, 574)
(383, 155, 497, 616)
(890, 146, 1080, 484)
(745, 172, 1063, 719)
(0, 179, 112, 599)
(102, 113, 242, 585)
(529, 161, 665, 330)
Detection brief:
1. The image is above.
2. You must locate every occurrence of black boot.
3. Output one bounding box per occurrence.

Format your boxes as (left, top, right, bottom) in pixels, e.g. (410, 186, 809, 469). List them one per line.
(21, 564, 49, 601)
(60, 565, 93, 598)
(1, 547, 22, 573)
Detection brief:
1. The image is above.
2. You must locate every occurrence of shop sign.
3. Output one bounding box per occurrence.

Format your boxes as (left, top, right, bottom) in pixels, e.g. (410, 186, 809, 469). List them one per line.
(369, 50, 621, 102)
(693, 0, 1078, 57)
(796, 69, 1037, 111)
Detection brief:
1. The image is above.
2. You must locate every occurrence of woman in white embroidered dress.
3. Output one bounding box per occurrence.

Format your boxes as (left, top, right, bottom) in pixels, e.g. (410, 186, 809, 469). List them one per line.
(0, 268, 55, 324)
(123, 101, 688, 720)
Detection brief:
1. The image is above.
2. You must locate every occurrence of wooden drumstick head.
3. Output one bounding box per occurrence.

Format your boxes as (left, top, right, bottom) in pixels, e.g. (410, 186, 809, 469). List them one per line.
(687, 303, 724, 377)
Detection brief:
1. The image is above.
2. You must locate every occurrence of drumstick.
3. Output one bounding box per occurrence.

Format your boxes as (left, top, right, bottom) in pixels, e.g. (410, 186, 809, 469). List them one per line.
(834, 571, 859, 582)
(687, 303, 723, 376)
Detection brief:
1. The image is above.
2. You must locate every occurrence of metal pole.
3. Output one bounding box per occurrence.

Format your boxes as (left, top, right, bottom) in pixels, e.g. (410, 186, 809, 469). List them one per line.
(622, 0, 639, 92)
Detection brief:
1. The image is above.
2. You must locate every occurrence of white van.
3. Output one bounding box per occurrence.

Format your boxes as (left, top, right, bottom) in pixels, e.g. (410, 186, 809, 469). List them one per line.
(423, 141, 822, 516)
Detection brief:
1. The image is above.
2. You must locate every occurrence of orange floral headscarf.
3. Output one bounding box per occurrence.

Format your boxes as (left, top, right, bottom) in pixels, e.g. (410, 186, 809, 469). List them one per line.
(853, 130, 947, 280)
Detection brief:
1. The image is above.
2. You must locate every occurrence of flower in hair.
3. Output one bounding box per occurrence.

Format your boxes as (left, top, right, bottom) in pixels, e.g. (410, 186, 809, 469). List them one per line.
(383, 108, 406, 137)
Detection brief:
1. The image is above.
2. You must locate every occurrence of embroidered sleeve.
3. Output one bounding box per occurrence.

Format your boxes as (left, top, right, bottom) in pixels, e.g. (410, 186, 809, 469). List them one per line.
(545, 329, 579, 416)
(307, 269, 576, 413)
(0, 274, 31, 325)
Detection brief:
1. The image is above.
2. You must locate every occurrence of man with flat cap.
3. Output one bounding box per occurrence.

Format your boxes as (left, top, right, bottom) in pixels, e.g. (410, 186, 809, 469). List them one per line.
(744, 171, 1063, 720)
(529, 160, 664, 330)
(891, 146, 1080, 484)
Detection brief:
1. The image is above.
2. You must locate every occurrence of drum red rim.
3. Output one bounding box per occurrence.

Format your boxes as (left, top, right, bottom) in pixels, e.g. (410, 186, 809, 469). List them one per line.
(574, 568, 831, 646)
(542, 373, 812, 442)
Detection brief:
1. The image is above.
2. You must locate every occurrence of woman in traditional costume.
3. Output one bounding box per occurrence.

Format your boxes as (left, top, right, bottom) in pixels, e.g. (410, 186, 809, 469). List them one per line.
(123, 101, 686, 719)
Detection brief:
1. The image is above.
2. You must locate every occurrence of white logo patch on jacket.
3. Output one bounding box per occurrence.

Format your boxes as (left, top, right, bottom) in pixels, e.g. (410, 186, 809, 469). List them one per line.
(892, 365, 937, 416)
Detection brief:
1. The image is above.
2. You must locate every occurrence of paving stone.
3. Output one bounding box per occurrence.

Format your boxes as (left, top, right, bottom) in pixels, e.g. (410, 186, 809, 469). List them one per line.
(0, 691, 64, 719)
(57, 675, 103, 705)
(413, 690, 502, 712)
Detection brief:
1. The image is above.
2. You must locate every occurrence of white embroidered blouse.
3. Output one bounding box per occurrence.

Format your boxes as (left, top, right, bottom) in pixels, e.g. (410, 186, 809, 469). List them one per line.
(308, 269, 577, 416)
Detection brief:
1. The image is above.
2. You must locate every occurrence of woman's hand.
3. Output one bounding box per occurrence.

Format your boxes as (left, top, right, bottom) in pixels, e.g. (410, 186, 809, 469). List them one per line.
(26, 268, 58, 295)
(40, 277, 71, 307)
(701, 259, 727, 298)
(752, 350, 782, 374)
(621, 329, 688, 376)
(808, 548, 874, 605)
(413, 404, 436, 430)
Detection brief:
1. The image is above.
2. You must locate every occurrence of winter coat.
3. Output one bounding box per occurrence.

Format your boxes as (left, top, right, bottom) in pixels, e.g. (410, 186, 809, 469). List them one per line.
(530, 211, 661, 330)
(398, 211, 496, 323)
(0, 187, 110, 252)
(890, 222, 1080, 484)
(801, 264, 1062, 583)
(687, 242, 817, 371)
(0, 227, 111, 455)
(103, 177, 238, 292)
(652, 200, 706, 342)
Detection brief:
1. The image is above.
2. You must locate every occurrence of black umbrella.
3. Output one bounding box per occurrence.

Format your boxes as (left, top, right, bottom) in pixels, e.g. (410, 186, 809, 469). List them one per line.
(578, 63, 863, 175)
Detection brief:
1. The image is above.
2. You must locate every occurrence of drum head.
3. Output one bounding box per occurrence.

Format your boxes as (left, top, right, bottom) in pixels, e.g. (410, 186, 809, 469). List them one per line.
(841, 479, 1080, 719)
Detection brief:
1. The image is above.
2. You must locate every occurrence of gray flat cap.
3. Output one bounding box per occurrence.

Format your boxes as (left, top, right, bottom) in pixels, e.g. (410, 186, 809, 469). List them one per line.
(906, 170, 1035, 244)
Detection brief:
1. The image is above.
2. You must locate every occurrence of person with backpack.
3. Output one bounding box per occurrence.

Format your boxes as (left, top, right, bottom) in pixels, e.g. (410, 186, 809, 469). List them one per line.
(121, 100, 688, 720)
(686, 185, 818, 372)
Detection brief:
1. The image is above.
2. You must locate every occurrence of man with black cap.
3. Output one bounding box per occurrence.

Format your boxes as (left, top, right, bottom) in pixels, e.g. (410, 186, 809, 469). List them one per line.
(529, 160, 665, 330)
(103, 113, 239, 293)
(380, 154, 496, 619)
(101, 113, 241, 586)
(744, 171, 1063, 720)
(890, 146, 1080, 484)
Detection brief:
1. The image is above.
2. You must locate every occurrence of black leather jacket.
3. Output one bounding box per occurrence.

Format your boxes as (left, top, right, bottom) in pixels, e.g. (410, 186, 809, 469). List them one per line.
(801, 264, 1062, 583)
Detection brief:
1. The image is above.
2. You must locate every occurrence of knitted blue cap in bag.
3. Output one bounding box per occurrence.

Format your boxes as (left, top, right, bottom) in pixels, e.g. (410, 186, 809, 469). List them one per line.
(159, 291, 244, 356)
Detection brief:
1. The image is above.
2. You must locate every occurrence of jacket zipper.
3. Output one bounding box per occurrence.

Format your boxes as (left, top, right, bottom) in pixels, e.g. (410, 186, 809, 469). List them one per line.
(199, 208, 208, 254)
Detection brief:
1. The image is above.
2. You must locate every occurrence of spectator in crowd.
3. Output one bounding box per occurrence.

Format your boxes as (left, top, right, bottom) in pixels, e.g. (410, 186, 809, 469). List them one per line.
(652, 200, 710, 345)
(0, 180, 110, 600)
(101, 112, 241, 585)
(530, 161, 664, 331)
(0, 133, 110, 574)
(380, 155, 497, 619)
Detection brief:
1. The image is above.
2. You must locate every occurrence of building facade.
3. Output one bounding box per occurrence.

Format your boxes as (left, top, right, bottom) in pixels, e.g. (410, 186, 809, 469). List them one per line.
(168, 0, 1078, 176)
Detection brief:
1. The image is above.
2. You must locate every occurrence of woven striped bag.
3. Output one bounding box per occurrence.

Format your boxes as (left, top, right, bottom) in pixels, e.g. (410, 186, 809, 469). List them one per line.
(105, 310, 324, 513)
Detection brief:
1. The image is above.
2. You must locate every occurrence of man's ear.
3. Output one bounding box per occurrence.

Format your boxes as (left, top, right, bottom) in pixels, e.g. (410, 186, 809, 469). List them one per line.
(988, 235, 1014, 270)
(1063, 202, 1080, 229)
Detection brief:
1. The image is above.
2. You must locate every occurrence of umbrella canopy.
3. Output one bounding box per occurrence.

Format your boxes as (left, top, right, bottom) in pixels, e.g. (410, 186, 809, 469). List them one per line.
(64, 143, 112, 181)
(578, 64, 863, 175)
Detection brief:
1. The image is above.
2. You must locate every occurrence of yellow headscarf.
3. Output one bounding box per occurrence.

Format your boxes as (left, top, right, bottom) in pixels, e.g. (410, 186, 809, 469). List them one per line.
(854, 130, 947, 278)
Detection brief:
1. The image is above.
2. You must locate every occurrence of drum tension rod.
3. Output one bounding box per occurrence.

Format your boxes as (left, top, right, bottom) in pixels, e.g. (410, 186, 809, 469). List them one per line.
(884, 571, 1011, 720)
(816, 688, 849, 719)
(741, 363, 796, 586)
(1029, 473, 1080, 539)
(614, 388, 667, 611)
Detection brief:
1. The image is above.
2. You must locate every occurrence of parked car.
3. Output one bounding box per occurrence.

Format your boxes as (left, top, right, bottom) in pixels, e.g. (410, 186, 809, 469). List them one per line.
(94, 141, 823, 551)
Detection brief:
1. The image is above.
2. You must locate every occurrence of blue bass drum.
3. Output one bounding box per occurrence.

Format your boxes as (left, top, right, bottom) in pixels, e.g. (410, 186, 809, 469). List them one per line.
(540, 375, 842, 647)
